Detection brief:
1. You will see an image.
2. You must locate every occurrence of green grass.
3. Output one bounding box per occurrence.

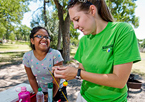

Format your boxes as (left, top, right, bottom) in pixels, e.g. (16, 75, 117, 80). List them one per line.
(131, 52, 145, 78)
(70, 45, 77, 57)
(15, 41, 30, 45)
(0, 43, 31, 66)
(0, 43, 30, 51)
(0, 52, 25, 62)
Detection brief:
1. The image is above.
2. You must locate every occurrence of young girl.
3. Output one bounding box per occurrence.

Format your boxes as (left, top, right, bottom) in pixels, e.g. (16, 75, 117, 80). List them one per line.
(53, 0, 141, 102)
(23, 26, 67, 102)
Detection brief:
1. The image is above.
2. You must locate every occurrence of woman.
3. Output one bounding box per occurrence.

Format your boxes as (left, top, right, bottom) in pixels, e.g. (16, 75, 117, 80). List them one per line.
(53, 0, 141, 102)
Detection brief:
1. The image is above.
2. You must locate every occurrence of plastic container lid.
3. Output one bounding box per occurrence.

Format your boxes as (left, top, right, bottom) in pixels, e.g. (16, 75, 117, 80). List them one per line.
(38, 88, 42, 91)
(21, 86, 27, 92)
(48, 82, 53, 88)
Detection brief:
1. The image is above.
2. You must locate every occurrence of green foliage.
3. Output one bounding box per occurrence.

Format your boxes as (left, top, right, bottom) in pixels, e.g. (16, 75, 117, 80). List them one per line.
(15, 25, 31, 41)
(70, 22, 80, 39)
(0, 25, 6, 38)
(0, 0, 30, 39)
(70, 38, 79, 46)
(30, 0, 139, 50)
(140, 39, 145, 48)
(30, 0, 80, 49)
(106, 0, 139, 28)
(9, 33, 15, 41)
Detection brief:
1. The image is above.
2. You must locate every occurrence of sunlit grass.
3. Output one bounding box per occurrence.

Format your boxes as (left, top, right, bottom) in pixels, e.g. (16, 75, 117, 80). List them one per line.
(70, 45, 78, 58)
(0, 43, 30, 51)
(0, 42, 30, 65)
(131, 52, 145, 78)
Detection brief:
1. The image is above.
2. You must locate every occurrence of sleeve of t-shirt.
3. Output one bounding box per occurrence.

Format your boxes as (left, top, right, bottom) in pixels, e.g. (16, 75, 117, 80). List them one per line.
(53, 50, 64, 65)
(113, 23, 141, 65)
(74, 37, 84, 63)
(23, 52, 31, 68)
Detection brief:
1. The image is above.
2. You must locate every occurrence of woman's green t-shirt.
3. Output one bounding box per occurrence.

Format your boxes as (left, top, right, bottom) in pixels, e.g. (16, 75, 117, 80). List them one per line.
(74, 22, 141, 102)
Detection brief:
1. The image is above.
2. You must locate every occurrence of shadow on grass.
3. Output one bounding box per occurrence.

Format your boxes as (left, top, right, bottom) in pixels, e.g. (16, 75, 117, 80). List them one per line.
(0, 60, 22, 70)
(0, 61, 29, 92)
(0, 51, 25, 69)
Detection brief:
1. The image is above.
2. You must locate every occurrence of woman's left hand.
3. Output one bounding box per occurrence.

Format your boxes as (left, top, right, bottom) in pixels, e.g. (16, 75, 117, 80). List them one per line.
(52, 66, 78, 80)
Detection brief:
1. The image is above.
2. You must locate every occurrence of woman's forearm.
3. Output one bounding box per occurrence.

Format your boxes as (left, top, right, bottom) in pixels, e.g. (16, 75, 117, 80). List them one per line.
(80, 62, 132, 88)
(81, 71, 125, 88)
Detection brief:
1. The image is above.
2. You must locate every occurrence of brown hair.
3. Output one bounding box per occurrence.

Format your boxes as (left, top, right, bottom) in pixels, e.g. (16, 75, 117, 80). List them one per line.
(68, 0, 114, 22)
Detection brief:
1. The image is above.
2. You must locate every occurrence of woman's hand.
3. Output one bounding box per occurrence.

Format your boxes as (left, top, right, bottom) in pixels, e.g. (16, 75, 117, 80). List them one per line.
(52, 66, 78, 80)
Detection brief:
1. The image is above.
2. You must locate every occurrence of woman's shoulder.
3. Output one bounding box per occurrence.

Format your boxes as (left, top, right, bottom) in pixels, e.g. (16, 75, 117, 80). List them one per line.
(111, 22, 133, 29)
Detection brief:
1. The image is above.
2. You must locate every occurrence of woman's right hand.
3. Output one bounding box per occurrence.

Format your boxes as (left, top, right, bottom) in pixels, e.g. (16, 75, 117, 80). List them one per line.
(52, 66, 78, 80)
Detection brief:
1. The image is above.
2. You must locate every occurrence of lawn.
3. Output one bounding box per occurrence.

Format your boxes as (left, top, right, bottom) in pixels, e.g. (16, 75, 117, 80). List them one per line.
(0, 43, 31, 65)
(0, 43, 30, 52)
(132, 52, 145, 77)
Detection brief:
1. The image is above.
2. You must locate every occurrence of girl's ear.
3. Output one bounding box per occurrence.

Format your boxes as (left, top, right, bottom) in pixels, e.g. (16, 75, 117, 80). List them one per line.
(89, 5, 97, 16)
(31, 38, 34, 44)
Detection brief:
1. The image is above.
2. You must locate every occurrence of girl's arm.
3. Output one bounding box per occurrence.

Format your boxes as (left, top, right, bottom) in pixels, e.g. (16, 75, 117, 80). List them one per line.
(53, 61, 63, 97)
(24, 66, 39, 94)
(54, 62, 133, 89)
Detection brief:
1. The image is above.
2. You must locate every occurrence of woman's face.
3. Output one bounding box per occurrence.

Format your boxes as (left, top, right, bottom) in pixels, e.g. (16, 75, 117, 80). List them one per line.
(69, 5, 96, 35)
(31, 29, 50, 51)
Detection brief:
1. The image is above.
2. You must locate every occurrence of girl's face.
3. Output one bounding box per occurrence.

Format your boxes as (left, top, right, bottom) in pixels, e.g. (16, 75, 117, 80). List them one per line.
(31, 29, 50, 52)
(69, 5, 96, 35)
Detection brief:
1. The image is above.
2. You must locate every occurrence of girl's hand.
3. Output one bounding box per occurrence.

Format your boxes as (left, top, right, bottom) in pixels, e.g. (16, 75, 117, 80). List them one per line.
(52, 66, 57, 73)
(44, 94, 48, 102)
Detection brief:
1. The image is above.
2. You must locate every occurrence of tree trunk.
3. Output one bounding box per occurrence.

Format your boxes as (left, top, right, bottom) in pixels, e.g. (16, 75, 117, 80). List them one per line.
(62, 13, 70, 63)
(53, 0, 71, 63)
(57, 22, 62, 50)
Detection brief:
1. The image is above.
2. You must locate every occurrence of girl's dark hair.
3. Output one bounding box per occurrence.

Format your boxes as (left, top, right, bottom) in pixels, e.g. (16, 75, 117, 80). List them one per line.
(30, 26, 50, 50)
(68, 0, 114, 22)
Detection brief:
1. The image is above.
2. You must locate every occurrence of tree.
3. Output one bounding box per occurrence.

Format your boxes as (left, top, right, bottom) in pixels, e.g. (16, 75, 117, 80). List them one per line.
(140, 39, 145, 48)
(31, 0, 74, 63)
(0, 0, 30, 39)
(13, 25, 31, 41)
(30, 0, 139, 63)
(52, 0, 71, 63)
(106, 0, 139, 28)
(9, 32, 15, 43)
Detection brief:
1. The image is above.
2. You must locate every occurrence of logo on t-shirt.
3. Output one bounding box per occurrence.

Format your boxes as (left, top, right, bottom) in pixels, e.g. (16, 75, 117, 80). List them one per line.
(102, 44, 113, 53)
